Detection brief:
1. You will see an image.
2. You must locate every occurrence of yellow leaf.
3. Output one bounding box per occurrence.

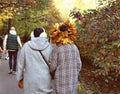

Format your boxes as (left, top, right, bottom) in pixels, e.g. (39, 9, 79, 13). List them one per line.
(0, 20, 3, 28)
(118, 44, 120, 48)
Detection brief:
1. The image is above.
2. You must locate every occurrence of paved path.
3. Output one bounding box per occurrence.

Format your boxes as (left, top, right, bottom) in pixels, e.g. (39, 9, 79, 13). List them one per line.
(0, 58, 23, 94)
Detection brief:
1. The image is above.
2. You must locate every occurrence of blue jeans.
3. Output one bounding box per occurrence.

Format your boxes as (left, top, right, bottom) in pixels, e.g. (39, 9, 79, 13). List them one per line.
(0, 53, 2, 59)
(8, 50, 18, 71)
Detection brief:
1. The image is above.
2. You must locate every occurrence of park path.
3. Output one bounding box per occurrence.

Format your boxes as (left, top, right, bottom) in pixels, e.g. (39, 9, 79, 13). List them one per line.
(0, 58, 23, 94)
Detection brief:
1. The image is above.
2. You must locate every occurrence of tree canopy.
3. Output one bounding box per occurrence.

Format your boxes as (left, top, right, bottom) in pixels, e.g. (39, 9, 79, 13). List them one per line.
(0, 0, 62, 42)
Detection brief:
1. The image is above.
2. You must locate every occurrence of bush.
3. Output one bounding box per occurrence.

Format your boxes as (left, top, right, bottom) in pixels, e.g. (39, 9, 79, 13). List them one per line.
(70, 0, 120, 81)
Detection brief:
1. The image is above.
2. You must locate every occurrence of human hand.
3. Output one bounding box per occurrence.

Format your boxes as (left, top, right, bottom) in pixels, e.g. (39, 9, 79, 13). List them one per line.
(3, 50, 7, 54)
(18, 79, 23, 88)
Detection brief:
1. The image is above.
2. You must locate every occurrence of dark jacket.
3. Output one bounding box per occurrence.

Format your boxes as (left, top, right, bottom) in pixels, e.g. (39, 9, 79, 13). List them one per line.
(0, 36, 3, 48)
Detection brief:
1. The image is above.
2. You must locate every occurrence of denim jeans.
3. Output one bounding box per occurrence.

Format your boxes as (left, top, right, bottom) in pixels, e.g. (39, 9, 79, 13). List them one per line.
(8, 50, 18, 71)
(0, 53, 2, 59)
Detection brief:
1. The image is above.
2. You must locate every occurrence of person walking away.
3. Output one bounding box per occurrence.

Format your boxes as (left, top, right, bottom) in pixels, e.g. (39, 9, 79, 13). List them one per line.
(0, 36, 3, 59)
(16, 27, 53, 94)
(49, 20, 82, 94)
(3, 26, 22, 74)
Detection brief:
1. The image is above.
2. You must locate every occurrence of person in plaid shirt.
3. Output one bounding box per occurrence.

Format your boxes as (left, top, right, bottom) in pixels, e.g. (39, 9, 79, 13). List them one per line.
(49, 20, 82, 94)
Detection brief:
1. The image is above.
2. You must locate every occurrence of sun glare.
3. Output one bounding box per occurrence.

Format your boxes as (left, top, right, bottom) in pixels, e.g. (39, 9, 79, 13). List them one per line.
(83, 0, 90, 3)
(53, 0, 98, 20)
(53, 0, 75, 19)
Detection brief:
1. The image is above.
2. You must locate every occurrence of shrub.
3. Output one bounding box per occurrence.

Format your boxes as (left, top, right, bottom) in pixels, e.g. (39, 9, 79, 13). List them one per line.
(70, 0, 120, 81)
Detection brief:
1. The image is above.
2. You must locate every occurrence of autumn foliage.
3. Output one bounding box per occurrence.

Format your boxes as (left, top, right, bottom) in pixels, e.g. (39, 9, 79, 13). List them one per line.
(0, 0, 61, 42)
(71, 0, 120, 81)
(49, 20, 77, 46)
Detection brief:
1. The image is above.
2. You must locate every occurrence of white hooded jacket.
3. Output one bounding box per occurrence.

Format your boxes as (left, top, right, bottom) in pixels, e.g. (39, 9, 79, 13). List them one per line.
(16, 31, 53, 94)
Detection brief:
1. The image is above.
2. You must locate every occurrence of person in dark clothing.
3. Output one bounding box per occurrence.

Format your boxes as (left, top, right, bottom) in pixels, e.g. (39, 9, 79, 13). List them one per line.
(0, 36, 3, 59)
(3, 27, 22, 74)
(0, 36, 3, 48)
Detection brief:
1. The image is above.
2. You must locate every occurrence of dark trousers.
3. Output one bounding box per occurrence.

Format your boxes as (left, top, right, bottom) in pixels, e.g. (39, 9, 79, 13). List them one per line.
(8, 50, 18, 71)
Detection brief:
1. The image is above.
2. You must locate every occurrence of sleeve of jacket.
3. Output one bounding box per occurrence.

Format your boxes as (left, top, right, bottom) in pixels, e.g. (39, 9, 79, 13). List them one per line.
(3, 35, 8, 50)
(17, 36, 22, 48)
(16, 46, 25, 81)
(49, 45, 58, 72)
(76, 48, 82, 74)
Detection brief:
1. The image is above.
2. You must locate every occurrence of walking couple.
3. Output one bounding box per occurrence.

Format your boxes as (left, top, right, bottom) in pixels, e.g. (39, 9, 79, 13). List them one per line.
(16, 20, 82, 94)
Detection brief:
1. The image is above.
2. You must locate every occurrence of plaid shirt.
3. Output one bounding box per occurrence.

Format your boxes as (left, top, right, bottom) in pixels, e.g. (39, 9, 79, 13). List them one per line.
(49, 44, 82, 94)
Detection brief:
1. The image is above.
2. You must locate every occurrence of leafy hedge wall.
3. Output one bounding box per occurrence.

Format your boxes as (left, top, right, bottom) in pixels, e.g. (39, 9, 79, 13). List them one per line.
(70, 1, 120, 81)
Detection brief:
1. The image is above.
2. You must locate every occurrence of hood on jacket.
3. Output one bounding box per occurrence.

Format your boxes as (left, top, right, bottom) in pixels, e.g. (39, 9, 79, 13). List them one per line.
(28, 28, 49, 51)
(9, 30, 16, 35)
(9, 27, 17, 35)
(28, 37, 49, 51)
(30, 27, 47, 40)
